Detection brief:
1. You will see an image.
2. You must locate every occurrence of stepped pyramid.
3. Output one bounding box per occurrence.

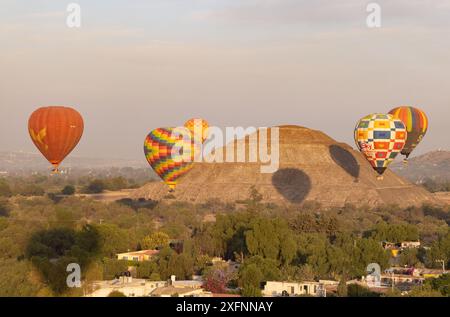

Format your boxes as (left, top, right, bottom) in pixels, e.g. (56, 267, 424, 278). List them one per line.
(132, 125, 437, 207)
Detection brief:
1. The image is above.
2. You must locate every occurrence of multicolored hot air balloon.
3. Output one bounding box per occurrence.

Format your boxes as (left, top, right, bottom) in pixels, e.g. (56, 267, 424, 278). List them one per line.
(144, 127, 194, 191)
(388, 106, 428, 160)
(184, 118, 209, 143)
(184, 118, 209, 162)
(354, 114, 407, 179)
(28, 106, 84, 172)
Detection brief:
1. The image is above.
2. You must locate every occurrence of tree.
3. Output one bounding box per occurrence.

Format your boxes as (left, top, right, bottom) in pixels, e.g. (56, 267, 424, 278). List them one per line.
(337, 279, 348, 297)
(167, 253, 194, 280)
(241, 285, 262, 297)
(366, 223, 419, 243)
(102, 259, 129, 280)
(408, 285, 443, 297)
(149, 272, 161, 281)
(108, 290, 126, 297)
(0, 180, 12, 197)
(347, 284, 379, 297)
(239, 263, 263, 290)
(0, 200, 10, 217)
(61, 185, 76, 196)
(426, 274, 450, 296)
(141, 232, 170, 250)
(245, 218, 296, 264)
(244, 256, 281, 281)
(204, 268, 228, 294)
(84, 180, 105, 194)
(17, 184, 45, 196)
(426, 231, 450, 269)
(136, 261, 157, 279)
(96, 224, 131, 257)
(399, 249, 421, 267)
(105, 177, 129, 191)
(0, 259, 44, 296)
(297, 233, 330, 278)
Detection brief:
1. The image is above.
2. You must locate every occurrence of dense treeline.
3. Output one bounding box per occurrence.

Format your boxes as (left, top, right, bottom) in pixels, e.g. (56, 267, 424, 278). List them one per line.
(0, 174, 152, 197)
(0, 178, 449, 296)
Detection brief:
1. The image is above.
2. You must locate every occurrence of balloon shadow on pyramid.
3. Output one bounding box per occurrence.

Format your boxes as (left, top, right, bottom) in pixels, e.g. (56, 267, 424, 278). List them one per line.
(329, 144, 360, 181)
(272, 168, 311, 204)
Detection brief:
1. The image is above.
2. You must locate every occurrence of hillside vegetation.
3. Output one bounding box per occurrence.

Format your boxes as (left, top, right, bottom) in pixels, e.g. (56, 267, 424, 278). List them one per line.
(0, 176, 449, 297)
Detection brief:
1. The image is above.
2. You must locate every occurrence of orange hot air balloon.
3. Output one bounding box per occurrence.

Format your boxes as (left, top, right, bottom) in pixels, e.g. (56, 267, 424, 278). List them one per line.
(28, 106, 84, 172)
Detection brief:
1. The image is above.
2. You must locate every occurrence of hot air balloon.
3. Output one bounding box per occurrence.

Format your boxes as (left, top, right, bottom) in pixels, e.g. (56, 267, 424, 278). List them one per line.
(388, 106, 428, 161)
(28, 106, 84, 173)
(354, 114, 407, 179)
(184, 118, 209, 143)
(184, 118, 209, 162)
(144, 127, 194, 191)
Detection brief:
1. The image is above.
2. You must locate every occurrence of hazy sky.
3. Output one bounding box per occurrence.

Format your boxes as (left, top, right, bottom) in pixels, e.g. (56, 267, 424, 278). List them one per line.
(1, 0, 450, 162)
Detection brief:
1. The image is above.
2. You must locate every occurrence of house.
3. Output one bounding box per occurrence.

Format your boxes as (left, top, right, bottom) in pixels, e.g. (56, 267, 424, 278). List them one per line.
(150, 286, 211, 297)
(170, 275, 204, 289)
(150, 275, 209, 297)
(415, 268, 446, 278)
(382, 241, 421, 251)
(399, 241, 421, 249)
(87, 279, 167, 297)
(87, 274, 208, 297)
(388, 267, 446, 278)
(116, 249, 159, 262)
(382, 241, 397, 250)
(380, 273, 424, 291)
(262, 281, 325, 297)
(210, 257, 241, 274)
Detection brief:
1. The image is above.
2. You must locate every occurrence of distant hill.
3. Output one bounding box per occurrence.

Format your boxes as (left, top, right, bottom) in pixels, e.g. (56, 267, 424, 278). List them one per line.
(391, 150, 450, 183)
(133, 125, 438, 208)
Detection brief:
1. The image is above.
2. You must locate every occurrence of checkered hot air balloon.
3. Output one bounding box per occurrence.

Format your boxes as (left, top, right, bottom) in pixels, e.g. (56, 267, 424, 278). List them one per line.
(388, 106, 428, 160)
(144, 127, 194, 191)
(354, 114, 407, 179)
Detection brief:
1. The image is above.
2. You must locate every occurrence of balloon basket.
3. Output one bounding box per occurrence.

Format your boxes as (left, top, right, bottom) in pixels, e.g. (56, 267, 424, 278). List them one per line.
(403, 159, 409, 165)
(376, 175, 384, 181)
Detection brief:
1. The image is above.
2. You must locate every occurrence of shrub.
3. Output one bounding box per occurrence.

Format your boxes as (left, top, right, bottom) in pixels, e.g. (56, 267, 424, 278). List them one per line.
(84, 180, 105, 194)
(61, 185, 76, 196)
(108, 291, 126, 297)
(0, 180, 12, 197)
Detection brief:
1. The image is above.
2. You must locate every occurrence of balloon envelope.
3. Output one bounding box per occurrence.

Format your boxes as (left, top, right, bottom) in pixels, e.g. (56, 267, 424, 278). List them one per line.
(28, 106, 84, 170)
(144, 127, 194, 190)
(388, 106, 428, 158)
(184, 118, 209, 143)
(354, 114, 407, 176)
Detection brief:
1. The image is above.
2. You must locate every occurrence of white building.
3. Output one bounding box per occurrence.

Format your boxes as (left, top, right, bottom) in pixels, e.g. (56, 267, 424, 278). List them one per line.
(262, 281, 325, 297)
(150, 275, 210, 297)
(87, 279, 167, 297)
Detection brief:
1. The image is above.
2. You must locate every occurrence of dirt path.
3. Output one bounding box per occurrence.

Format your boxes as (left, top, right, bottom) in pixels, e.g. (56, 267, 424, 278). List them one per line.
(75, 189, 134, 202)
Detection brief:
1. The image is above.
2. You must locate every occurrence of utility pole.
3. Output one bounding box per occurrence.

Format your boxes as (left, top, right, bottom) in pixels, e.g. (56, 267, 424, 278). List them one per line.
(436, 259, 446, 273)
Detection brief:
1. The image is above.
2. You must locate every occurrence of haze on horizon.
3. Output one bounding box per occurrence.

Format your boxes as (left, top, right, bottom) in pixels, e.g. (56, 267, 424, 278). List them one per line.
(1, 0, 450, 163)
